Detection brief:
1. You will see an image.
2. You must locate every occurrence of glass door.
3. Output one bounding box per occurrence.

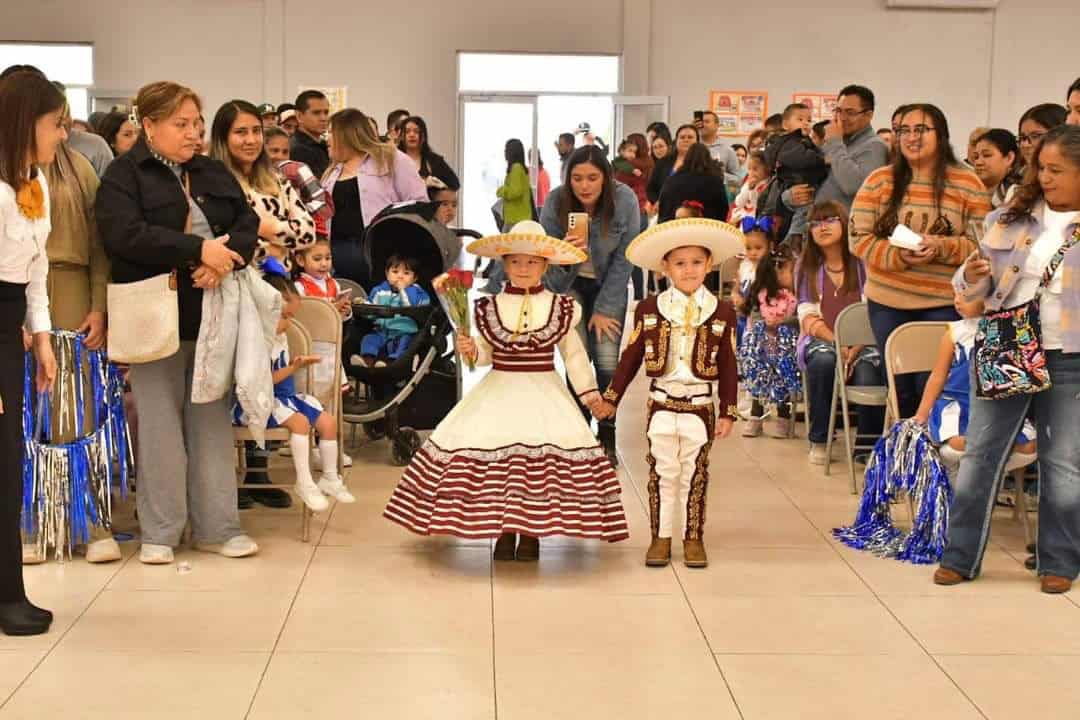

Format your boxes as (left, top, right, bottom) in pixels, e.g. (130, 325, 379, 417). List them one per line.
(459, 95, 537, 239)
(613, 96, 670, 148)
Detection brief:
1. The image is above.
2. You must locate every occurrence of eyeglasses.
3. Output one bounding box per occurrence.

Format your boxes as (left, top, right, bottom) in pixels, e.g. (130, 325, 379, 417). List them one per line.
(1018, 131, 1047, 146)
(834, 108, 869, 118)
(810, 216, 842, 229)
(897, 125, 936, 139)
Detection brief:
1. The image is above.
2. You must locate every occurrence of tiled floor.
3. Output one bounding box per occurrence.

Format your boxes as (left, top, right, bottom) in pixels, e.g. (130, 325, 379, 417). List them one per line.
(2, 372, 1079, 720)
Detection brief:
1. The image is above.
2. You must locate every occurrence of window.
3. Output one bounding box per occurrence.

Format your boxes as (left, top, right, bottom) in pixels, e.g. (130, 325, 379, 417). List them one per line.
(0, 42, 94, 120)
(458, 53, 619, 94)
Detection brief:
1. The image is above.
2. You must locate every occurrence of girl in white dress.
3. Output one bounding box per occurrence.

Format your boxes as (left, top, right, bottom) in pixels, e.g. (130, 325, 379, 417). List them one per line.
(383, 221, 629, 561)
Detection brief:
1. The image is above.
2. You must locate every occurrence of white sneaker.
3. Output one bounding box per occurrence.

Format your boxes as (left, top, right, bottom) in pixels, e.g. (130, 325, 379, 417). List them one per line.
(808, 443, 828, 465)
(194, 534, 259, 558)
(295, 478, 330, 512)
(318, 475, 356, 503)
(343, 453, 353, 468)
(22, 543, 45, 565)
(767, 417, 793, 439)
(139, 543, 174, 564)
(86, 536, 122, 563)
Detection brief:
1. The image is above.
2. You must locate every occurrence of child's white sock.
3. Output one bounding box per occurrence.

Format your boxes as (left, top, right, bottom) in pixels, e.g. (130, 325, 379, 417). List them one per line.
(291, 433, 329, 512)
(316, 439, 355, 503)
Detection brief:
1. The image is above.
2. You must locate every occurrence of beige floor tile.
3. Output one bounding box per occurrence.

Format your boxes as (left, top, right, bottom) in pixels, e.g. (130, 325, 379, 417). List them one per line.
(277, 587, 491, 655)
(0, 651, 45, 705)
(106, 539, 314, 593)
(495, 593, 706, 655)
(693, 595, 924, 655)
(494, 546, 681, 595)
(677, 546, 871, 597)
(707, 476, 796, 509)
(936, 655, 1080, 720)
(497, 650, 740, 720)
(0, 650, 267, 719)
(718, 654, 982, 720)
(706, 505, 830, 548)
(57, 589, 293, 652)
(318, 492, 492, 549)
(303, 545, 490, 594)
(0, 585, 103, 652)
(249, 651, 494, 719)
(841, 547, 1036, 597)
(883, 595, 1080, 655)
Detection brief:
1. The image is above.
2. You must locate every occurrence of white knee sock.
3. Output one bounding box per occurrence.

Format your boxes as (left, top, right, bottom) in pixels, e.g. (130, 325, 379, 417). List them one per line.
(319, 439, 339, 479)
(290, 434, 315, 485)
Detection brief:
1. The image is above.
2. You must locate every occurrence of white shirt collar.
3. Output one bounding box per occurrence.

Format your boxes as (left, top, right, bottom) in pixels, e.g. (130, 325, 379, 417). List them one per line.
(658, 285, 717, 327)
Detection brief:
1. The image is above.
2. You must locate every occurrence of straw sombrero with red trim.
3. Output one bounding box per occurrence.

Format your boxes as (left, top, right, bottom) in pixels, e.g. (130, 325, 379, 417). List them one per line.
(467, 221, 586, 266)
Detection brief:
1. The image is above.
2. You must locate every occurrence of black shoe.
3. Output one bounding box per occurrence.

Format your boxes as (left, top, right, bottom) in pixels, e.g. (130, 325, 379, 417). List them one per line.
(20, 599, 52, 624)
(0, 601, 51, 636)
(493, 533, 517, 561)
(1025, 555, 1037, 571)
(1027, 543, 1036, 554)
(598, 425, 619, 468)
(237, 489, 255, 510)
(245, 475, 293, 509)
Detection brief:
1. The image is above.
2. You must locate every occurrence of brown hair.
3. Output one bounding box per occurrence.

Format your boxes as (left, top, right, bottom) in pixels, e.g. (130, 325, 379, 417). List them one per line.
(0, 71, 66, 191)
(798, 200, 861, 301)
(679, 143, 723, 177)
(132, 81, 202, 136)
(1002, 125, 1080, 224)
(327, 108, 396, 178)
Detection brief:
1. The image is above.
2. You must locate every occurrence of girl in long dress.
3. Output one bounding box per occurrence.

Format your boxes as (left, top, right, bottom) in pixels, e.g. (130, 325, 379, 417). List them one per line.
(383, 221, 629, 561)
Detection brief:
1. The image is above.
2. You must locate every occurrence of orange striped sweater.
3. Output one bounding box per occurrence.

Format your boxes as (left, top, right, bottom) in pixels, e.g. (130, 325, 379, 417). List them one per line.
(849, 164, 990, 309)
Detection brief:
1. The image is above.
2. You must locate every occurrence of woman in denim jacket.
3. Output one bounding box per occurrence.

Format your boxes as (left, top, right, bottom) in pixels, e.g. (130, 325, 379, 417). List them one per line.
(485, 146, 641, 463)
(937, 125, 1080, 594)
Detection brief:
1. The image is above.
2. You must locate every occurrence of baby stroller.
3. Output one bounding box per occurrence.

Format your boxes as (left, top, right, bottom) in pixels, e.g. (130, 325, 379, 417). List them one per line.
(344, 201, 480, 465)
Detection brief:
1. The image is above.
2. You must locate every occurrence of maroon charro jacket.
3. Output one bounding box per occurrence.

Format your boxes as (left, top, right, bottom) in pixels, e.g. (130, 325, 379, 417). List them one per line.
(602, 292, 739, 420)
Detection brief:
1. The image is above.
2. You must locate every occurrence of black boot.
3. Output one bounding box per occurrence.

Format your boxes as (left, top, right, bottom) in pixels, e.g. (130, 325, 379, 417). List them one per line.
(0, 601, 51, 636)
(515, 535, 540, 562)
(245, 443, 292, 509)
(20, 599, 52, 624)
(598, 423, 618, 468)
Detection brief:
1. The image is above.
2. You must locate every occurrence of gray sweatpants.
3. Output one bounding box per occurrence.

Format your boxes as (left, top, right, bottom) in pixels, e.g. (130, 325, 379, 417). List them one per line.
(128, 342, 242, 546)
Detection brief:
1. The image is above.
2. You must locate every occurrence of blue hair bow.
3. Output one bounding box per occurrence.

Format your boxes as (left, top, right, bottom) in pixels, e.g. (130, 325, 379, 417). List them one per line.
(260, 256, 289, 279)
(741, 215, 774, 235)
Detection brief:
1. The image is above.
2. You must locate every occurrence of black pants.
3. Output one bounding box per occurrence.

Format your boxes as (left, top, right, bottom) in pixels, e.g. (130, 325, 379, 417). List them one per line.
(331, 237, 370, 290)
(0, 282, 27, 602)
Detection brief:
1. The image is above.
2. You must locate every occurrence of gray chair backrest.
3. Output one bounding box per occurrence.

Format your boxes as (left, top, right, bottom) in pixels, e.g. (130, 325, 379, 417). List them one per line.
(833, 302, 877, 348)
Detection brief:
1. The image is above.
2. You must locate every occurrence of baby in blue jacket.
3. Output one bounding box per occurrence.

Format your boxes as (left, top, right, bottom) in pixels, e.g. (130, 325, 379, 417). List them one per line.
(360, 254, 430, 367)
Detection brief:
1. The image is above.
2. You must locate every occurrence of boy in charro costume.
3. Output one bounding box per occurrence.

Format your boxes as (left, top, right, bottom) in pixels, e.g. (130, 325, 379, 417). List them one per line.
(595, 218, 743, 568)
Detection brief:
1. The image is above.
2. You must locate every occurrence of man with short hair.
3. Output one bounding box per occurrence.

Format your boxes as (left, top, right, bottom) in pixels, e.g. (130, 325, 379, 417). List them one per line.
(290, 90, 331, 178)
(386, 109, 410, 143)
(698, 111, 741, 175)
(556, 132, 575, 182)
(1066, 77, 1080, 125)
(277, 103, 298, 136)
(256, 103, 279, 131)
(876, 127, 895, 154)
(811, 84, 889, 210)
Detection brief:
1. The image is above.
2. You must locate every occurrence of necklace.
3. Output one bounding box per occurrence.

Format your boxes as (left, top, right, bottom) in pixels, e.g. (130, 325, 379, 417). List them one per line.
(825, 264, 845, 273)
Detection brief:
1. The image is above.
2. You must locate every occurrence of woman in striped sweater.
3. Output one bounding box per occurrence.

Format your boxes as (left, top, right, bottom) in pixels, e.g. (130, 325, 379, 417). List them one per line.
(849, 104, 991, 417)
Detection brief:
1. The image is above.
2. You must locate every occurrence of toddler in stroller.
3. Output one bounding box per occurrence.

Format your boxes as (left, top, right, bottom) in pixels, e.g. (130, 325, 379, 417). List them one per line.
(358, 254, 431, 367)
(345, 201, 478, 465)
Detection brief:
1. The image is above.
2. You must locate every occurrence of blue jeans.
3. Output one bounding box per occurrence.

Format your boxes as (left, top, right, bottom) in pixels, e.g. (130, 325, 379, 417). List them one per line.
(866, 300, 959, 418)
(804, 341, 886, 445)
(941, 351, 1080, 580)
(360, 330, 413, 360)
(569, 276, 624, 429)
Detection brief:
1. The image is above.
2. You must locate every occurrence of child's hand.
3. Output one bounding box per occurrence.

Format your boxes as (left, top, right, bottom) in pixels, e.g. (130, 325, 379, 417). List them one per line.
(591, 399, 616, 420)
(633, 168, 642, 177)
(433, 273, 450, 293)
(913, 411, 928, 426)
(715, 418, 734, 439)
(455, 333, 477, 361)
(292, 355, 320, 368)
(333, 296, 351, 316)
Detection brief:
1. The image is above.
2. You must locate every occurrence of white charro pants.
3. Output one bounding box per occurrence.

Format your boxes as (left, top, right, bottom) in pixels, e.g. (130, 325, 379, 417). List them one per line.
(645, 393, 714, 540)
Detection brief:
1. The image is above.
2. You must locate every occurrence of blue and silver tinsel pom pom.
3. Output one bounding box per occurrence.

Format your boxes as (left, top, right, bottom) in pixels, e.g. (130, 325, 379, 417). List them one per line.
(833, 419, 952, 564)
(738, 320, 801, 405)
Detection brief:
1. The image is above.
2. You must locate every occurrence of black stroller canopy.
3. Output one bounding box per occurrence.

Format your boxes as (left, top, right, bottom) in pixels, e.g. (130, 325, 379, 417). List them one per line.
(365, 201, 463, 289)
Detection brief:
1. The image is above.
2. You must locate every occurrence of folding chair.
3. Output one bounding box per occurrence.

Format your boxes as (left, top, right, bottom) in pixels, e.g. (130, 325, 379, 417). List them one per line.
(825, 302, 889, 493)
(292, 296, 345, 477)
(718, 255, 741, 298)
(234, 319, 315, 541)
(334, 277, 368, 303)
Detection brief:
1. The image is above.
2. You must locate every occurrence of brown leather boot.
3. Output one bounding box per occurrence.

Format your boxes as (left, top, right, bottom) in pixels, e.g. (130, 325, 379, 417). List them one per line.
(493, 533, 517, 562)
(515, 535, 539, 562)
(646, 537, 672, 567)
(1040, 575, 1072, 594)
(683, 539, 708, 568)
(933, 567, 968, 586)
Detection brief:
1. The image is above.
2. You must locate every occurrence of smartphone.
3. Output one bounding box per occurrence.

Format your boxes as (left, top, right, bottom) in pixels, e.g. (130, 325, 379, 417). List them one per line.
(693, 110, 704, 123)
(568, 212, 589, 243)
(967, 221, 988, 259)
(335, 288, 353, 301)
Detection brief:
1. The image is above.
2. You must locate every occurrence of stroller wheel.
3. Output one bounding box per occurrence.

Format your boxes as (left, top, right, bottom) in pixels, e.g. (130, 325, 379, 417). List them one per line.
(390, 428, 422, 466)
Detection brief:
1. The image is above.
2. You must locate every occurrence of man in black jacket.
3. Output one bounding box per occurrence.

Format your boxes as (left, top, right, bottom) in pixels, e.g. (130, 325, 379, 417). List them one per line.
(290, 90, 331, 178)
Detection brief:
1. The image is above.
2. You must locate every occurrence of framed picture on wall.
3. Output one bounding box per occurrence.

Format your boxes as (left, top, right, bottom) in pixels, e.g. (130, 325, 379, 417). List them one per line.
(792, 92, 838, 123)
(299, 85, 348, 114)
(708, 90, 768, 137)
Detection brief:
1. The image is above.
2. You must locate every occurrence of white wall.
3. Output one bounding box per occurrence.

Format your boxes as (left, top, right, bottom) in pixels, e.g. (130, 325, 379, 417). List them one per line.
(1, 0, 1076, 164)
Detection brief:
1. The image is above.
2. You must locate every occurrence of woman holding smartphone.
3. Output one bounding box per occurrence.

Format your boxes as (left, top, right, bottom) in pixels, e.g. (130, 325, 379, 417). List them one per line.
(541, 146, 642, 465)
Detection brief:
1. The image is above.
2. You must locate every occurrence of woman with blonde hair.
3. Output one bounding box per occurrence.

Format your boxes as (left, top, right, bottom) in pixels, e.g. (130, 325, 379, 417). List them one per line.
(321, 108, 426, 286)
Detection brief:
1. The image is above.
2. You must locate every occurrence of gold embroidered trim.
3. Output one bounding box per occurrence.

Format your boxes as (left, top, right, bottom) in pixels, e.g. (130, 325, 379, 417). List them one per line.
(602, 388, 620, 403)
(693, 325, 719, 379)
(625, 319, 643, 348)
(684, 443, 712, 541)
(646, 322, 670, 373)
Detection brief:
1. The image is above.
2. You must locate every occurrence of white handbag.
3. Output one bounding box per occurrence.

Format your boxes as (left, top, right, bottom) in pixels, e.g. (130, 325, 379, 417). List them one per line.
(106, 271, 179, 364)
